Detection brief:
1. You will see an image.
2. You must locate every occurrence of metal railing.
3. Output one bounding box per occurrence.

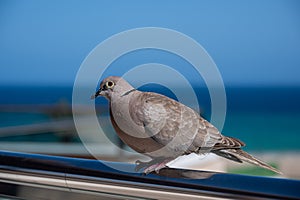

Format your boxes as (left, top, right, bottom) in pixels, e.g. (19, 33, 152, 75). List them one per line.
(0, 150, 299, 199)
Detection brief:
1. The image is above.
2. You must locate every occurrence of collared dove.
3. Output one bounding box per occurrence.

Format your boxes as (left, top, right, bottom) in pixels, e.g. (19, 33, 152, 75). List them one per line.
(92, 76, 281, 174)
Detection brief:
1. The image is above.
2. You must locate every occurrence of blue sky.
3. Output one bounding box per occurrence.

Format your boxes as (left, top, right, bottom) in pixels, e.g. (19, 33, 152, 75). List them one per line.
(0, 0, 300, 86)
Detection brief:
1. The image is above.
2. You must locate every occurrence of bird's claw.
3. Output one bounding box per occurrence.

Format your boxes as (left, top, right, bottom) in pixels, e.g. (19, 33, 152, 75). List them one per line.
(142, 162, 168, 175)
(135, 158, 171, 174)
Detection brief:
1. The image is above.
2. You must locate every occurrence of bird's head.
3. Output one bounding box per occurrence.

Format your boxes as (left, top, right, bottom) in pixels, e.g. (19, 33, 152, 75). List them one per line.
(91, 76, 134, 100)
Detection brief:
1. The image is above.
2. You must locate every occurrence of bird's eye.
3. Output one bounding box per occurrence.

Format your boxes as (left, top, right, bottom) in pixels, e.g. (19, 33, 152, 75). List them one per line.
(105, 81, 114, 88)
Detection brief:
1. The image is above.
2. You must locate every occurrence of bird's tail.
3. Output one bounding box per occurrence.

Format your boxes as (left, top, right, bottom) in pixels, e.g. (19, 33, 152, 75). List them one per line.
(213, 148, 282, 174)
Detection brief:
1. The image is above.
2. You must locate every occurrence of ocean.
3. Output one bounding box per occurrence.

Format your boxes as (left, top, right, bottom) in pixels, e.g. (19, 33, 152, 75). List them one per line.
(0, 85, 299, 151)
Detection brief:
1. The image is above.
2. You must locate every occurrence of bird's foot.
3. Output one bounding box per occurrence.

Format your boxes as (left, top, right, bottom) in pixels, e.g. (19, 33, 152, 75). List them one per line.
(142, 158, 173, 175)
(143, 163, 167, 175)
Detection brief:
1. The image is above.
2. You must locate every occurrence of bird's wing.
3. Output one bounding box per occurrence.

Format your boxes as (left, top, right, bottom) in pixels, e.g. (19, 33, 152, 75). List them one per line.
(129, 92, 222, 156)
(186, 117, 222, 153)
(130, 92, 178, 144)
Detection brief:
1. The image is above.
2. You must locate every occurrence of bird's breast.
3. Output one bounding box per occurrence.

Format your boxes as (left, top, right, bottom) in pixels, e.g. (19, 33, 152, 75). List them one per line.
(110, 94, 148, 139)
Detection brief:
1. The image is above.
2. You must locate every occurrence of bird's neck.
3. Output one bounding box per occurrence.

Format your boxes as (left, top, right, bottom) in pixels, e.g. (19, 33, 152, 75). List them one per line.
(110, 88, 139, 106)
(121, 88, 136, 97)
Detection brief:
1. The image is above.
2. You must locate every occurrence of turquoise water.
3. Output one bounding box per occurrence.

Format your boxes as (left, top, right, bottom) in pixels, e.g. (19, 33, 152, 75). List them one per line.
(0, 112, 50, 127)
(222, 112, 300, 151)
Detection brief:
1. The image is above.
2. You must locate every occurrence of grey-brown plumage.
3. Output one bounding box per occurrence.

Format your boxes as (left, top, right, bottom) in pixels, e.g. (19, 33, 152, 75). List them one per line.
(92, 76, 281, 174)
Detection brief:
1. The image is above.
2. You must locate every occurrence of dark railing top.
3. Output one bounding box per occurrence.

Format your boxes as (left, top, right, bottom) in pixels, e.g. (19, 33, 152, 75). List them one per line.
(0, 150, 299, 199)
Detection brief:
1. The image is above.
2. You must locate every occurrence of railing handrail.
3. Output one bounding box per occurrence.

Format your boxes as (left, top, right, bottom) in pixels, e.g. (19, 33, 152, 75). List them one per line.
(0, 150, 299, 199)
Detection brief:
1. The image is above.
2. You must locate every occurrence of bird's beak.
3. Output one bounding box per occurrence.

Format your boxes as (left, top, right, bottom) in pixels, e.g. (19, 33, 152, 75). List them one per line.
(91, 88, 102, 99)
